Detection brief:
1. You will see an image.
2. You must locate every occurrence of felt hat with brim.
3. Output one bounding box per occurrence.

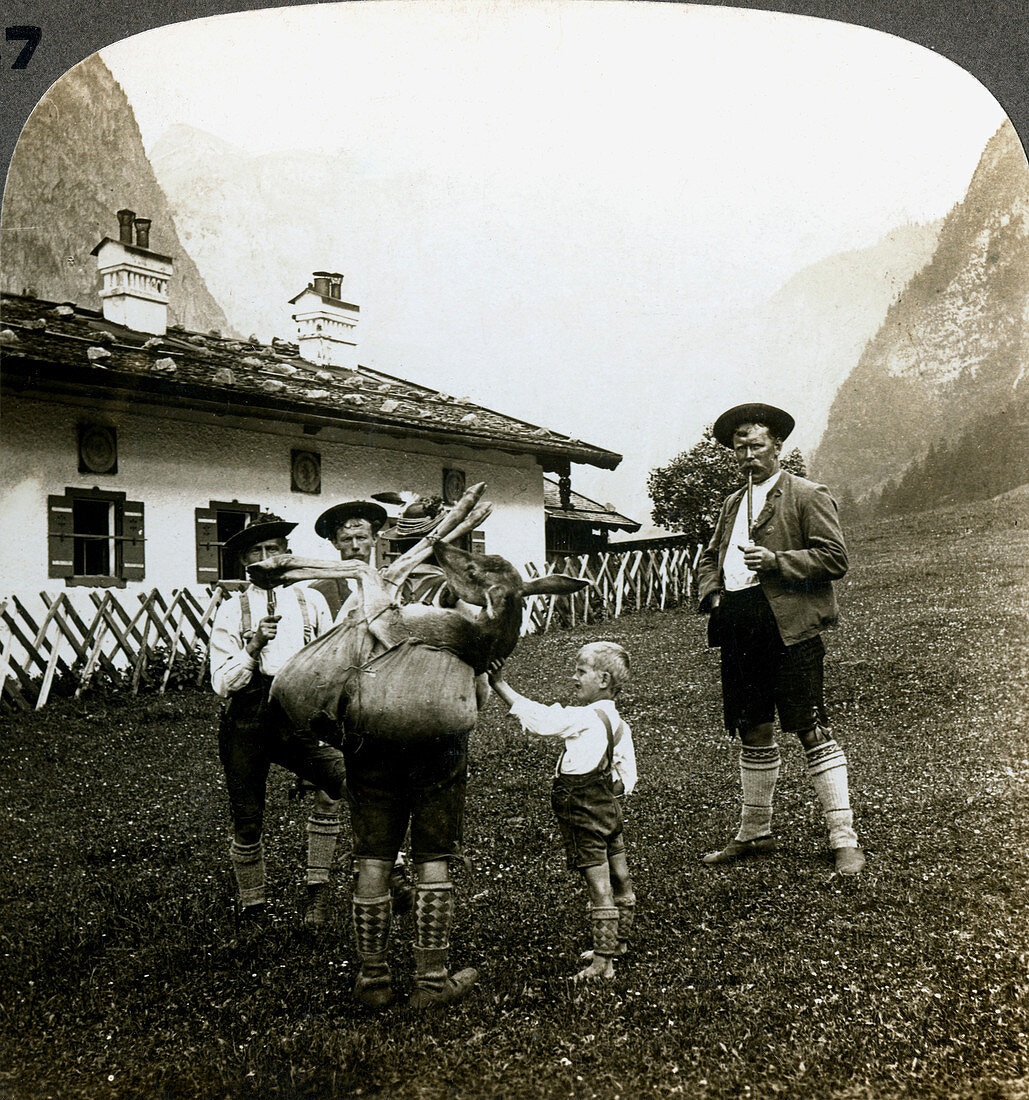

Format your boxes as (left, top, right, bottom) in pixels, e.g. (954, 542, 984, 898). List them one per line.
(223, 516, 297, 557)
(380, 498, 448, 541)
(713, 403, 795, 448)
(315, 500, 389, 541)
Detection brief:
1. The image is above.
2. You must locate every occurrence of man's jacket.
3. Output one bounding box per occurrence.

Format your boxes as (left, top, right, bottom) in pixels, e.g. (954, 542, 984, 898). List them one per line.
(697, 471, 848, 646)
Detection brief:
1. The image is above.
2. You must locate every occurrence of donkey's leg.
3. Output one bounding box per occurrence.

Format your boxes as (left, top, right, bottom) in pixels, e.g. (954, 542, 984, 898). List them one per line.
(348, 563, 407, 650)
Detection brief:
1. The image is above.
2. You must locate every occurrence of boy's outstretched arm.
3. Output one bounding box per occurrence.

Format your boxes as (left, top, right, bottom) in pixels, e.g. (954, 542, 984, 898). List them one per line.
(487, 658, 518, 708)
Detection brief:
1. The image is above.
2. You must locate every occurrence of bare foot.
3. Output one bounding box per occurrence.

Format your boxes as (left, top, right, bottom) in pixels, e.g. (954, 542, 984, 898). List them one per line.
(574, 956, 615, 982)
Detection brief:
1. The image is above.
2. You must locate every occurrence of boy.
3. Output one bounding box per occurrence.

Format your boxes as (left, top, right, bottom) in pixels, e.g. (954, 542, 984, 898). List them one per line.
(489, 641, 637, 981)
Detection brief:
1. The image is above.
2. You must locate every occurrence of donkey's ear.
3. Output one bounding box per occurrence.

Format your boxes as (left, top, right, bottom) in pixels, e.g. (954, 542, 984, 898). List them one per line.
(520, 575, 591, 596)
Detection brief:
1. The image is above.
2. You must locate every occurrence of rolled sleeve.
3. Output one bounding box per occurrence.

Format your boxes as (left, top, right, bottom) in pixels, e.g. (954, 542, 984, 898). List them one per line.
(613, 726, 638, 796)
(209, 599, 257, 697)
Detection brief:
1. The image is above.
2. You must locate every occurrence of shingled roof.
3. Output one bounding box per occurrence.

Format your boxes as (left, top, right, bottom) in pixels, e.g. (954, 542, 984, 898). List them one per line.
(0, 293, 621, 473)
(543, 476, 640, 532)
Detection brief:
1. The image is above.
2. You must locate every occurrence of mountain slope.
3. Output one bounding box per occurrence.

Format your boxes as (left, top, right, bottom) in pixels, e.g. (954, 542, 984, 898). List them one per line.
(684, 220, 941, 456)
(149, 125, 375, 342)
(811, 120, 1029, 500)
(1, 55, 230, 335)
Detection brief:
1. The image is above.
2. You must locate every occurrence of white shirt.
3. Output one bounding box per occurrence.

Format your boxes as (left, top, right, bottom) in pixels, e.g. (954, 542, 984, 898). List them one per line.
(507, 694, 637, 794)
(210, 584, 332, 697)
(723, 470, 782, 592)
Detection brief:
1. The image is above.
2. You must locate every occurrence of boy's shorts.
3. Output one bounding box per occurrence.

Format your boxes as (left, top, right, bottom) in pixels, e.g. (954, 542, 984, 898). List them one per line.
(551, 771, 624, 870)
(343, 731, 468, 864)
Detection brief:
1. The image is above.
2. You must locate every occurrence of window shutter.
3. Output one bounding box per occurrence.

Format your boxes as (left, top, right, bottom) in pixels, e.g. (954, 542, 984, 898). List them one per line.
(195, 507, 220, 584)
(47, 494, 75, 579)
(121, 501, 145, 581)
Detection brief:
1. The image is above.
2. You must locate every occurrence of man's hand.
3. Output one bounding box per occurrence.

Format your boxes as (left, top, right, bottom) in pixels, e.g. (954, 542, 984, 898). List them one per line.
(739, 544, 777, 573)
(245, 615, 281, 657)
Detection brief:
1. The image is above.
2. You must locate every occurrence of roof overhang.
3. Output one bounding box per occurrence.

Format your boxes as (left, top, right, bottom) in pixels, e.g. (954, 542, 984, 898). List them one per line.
(2, 353, 621, 472)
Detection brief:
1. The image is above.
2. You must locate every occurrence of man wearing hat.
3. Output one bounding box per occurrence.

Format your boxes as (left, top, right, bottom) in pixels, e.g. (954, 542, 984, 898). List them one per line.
(310, 499, 414, 920)
(210, 513, 341, 925)
(327, 493, 481, 1008)
(696, 404, 865, 875)
(311, 500, 390, 619)
(378, 496, 454, 605)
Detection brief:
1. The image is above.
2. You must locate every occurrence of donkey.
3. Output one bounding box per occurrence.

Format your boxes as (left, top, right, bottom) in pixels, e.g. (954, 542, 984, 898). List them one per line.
(247, 482, 589, 740)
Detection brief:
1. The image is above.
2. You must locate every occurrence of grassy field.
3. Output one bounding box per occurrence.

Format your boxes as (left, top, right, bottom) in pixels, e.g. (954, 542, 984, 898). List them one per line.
(1, 495, 1027, 1099)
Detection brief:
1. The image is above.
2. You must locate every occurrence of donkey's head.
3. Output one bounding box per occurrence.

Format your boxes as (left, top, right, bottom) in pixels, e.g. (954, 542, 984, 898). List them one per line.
(431, 541, 590, 662)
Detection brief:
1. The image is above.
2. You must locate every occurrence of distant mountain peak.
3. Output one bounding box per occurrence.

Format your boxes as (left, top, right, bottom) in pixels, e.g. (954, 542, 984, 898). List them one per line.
(1, 54, 232, 336)
(811, 119, 1029, 502)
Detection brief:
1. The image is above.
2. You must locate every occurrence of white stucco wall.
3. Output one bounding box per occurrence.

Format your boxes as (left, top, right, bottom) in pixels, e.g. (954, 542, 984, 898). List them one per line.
(1, 393, 548, 595)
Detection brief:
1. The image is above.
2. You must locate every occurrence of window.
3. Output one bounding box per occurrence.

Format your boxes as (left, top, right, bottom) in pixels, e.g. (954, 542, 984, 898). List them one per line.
(47, 488, 145, 586)
(195, 500, 260, 583)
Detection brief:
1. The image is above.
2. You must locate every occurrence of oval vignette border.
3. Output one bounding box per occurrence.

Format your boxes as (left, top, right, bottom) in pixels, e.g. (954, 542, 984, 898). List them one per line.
(0, 0, 1027, 193)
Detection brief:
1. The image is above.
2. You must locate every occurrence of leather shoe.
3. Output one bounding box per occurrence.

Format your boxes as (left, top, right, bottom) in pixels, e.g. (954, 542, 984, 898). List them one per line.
(701, 836, 776, 866)
(409, 968, 478, 1010)
(834, 847, 866, 876)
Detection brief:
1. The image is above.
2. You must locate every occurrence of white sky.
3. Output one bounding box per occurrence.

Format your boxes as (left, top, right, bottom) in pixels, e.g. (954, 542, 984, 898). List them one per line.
(102, 1, 1008, 526)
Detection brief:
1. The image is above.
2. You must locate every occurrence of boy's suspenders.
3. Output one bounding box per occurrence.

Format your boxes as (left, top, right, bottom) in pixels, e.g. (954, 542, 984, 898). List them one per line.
(555, 707, 618, 777)
(239, 587, 313, 646)
(592, 706, 617, 774)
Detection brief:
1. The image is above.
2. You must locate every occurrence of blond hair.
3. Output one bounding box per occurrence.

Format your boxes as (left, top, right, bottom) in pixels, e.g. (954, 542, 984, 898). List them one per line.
(578, 640, 631, 695)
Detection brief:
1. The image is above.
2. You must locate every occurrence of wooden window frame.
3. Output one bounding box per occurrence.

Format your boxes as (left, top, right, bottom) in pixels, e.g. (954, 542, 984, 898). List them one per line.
(195, 499, 261, 584)
(48, 487, 145, 588)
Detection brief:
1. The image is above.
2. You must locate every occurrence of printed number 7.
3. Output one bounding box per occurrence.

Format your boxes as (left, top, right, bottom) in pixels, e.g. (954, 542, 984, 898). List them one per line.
(6, 26, 41, 69)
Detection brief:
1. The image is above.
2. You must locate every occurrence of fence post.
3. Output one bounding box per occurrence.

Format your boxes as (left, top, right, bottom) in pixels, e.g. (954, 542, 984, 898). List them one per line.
(195, 587, 226, 687)
(0, 604, 12, 704)
(33, 594, 65, 710)
(159, 590, 188, 692)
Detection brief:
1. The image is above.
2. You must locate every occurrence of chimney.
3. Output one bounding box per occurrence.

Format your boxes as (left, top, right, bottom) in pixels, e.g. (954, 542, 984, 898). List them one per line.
(91, 210, 173, 335)
(133, 218, 151, 250)
(290, 269, 360, 369)
(117, 209, 135, 244)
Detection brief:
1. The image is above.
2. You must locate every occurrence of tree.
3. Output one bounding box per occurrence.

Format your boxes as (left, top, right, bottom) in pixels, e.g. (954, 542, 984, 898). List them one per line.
(647, 427, 808, 547)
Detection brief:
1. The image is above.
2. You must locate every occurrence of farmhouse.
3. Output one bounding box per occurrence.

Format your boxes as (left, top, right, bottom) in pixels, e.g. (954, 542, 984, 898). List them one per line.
(543, 476, 640, 558)
(0, 210, 622, 594)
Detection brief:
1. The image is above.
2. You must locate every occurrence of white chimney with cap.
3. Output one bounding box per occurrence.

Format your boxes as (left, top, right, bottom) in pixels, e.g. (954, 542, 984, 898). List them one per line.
(289, 270, 360, 369)
(90, 209, 172, 335)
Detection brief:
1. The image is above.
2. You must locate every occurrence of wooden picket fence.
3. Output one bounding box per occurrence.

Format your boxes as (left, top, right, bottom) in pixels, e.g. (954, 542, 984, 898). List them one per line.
(0, 586, 227, 712)
(0, 546, 700, 711)
(525, 545, 700, 632)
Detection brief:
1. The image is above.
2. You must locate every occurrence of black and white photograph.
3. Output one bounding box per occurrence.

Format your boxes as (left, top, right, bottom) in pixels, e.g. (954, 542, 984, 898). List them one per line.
(1, 1, 1027, 1096)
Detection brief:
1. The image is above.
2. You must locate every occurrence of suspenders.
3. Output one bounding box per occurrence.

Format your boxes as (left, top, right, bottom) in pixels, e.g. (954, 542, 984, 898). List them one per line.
(239, 587, 313, 646)
(592, 706, 617, 774)
(556, 707, 618, 777)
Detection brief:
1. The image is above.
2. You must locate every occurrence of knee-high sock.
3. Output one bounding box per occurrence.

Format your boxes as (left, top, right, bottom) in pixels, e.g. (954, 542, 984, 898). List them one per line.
(614, 893, 636, 948)
(736, 745, 781, 842)
(306, 799, 341, 887)
(805, 737, 859, 849)
(352, 891, 392, 992)
(229, 839, 265, 908)
(353, 892, 392, 960)
(590, 907, 621, 960)
(413, 882, 455, 993)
